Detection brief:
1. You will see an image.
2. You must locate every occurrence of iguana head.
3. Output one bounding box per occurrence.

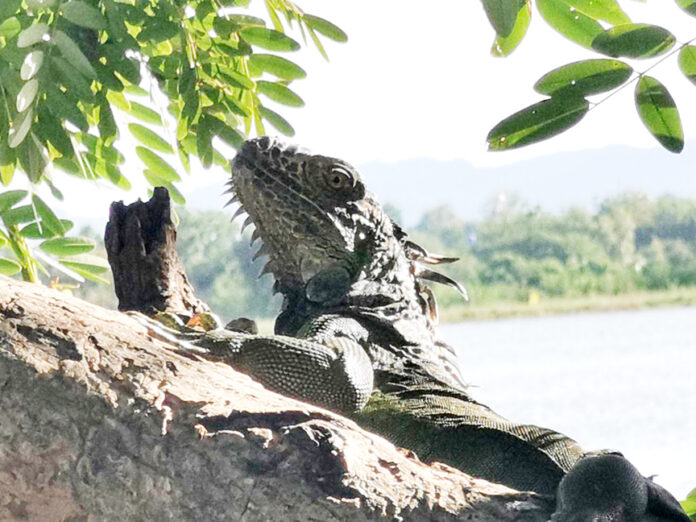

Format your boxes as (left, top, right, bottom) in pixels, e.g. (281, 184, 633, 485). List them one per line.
(228, 137, 466, 331)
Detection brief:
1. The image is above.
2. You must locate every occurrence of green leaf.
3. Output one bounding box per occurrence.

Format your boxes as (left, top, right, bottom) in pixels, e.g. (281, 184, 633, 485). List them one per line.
(256, 81, 303, 107)
(216, 41, 253, 58)
(9, 108, 34, 149)
(128, 123, 173, 153)
(102, 162, 131, 190)
(0, 165, 15, 186)
(17, 135, 47, 182)
(0, 257, 21, 275)
(129, 101, 163, 125)
(142, 170, 185, 204)
(79, 133, 124, 164)
(482, 0, 527, 38)
(21, 219, 73, 239)
(678, 46, 696, 86)
(563, 0, 630, 25)
(137, 19, 179, 43)
(204, 116, 243, 149)
(52, 56, 94, 102)
(592, 24, 675, 59)
(681, 488, 696, 516)
(302, 14, 348, 42)
(61, 1, 107, 31)
(0, 17, 21, 40)
(1, 204, 35, 226)
(248, 54, 306, 81)
(240, 28, 300, 52)
(218, 67, 255, 90)
(98, 95, 119, 145)
(196, 115, 213, 168)
(20, 50, 44, 81)
(135, 146, 180, 182)
(45, 83, 89, 131)
(58, 255, 109, 283)
(0, 190, 28, 213)
(40, 236, 95, 256)
(224, 14, 265, 27)
(492, 2, 531, 57)
(106, 90, 131, 112)
(635, 76, 683, 153)
(16, 79, 39, 113)
(32, 194, 66, 236)
(51, 30, 97, 78)
(223, 96, 250, 117)
(37, 106, 73, 156)
(53, 158, 81, 176)
(537, 0, 604, 49)
(535, 59, 632, 96)
(487, 96, 589, 151)
(258, 106, 294, 136)
(675, 0, 696, 16)
(17, 23, 50, 48)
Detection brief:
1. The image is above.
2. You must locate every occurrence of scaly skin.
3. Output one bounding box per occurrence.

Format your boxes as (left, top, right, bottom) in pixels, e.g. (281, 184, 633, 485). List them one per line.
(156, 137, 689, 520)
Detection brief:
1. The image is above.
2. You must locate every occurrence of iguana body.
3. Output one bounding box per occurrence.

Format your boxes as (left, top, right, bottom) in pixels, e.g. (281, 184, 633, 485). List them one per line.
(159, 137, 688, 520)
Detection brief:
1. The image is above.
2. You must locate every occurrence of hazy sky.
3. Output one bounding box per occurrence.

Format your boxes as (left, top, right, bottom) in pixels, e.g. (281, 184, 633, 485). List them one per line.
(37, 1, 696, 220)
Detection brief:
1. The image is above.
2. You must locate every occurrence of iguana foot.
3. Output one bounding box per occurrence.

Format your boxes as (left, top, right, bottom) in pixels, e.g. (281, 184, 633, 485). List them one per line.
(552, 454, 690, 521)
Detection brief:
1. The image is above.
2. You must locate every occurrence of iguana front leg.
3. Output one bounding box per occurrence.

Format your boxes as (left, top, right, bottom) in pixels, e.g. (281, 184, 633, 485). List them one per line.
(134, 313, 374, 414)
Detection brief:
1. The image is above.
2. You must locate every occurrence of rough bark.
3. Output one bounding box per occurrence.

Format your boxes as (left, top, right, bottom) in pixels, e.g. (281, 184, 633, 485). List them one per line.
(0, 275, 555, 521)
(104, 186, 209, 315)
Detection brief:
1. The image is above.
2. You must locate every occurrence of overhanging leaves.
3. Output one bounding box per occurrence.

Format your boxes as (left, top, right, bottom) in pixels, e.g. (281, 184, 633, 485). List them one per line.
(302, 15, 348, 42)
(678, 46, 696, 86)
(491, 2, 531, 57)
(256, 81, 304, 107)
(562, 0, 630, 25)
(487, 96, 589, 150)
(675, 0, 696, 17)
(240, 28, 300, 52)
(482, 0, 527, 38)
(40, 236, 95, 256)
(592, 24, 676, 59)
(60, 1, 107, 31)
(537, 0, 604, 49)
(535, 59, 633, 96)
(634, 76, 683, 153)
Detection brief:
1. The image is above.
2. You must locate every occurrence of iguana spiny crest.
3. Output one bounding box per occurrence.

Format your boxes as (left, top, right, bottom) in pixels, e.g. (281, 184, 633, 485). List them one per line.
(225, 136, 468, 390)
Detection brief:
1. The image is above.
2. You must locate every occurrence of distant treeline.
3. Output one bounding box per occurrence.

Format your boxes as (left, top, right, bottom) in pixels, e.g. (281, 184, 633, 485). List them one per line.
(75, 194, 696, 322)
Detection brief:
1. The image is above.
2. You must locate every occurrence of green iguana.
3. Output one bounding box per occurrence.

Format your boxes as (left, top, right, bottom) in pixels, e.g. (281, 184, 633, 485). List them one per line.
(145, 137, 689, 521)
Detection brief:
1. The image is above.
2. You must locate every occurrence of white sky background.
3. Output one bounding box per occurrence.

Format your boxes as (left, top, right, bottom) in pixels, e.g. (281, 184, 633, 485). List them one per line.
(43, 0, 696, 220)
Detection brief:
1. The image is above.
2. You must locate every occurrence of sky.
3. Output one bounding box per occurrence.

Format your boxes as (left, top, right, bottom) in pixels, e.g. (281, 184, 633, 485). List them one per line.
(32, 0, 696, 221)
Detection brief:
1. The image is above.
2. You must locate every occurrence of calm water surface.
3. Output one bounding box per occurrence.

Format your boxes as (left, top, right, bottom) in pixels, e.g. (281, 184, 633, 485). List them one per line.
(439, 306, 696, 499)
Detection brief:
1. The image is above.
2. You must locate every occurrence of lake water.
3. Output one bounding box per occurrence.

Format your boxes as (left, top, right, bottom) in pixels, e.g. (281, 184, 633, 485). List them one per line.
(440, 306, 696, 499)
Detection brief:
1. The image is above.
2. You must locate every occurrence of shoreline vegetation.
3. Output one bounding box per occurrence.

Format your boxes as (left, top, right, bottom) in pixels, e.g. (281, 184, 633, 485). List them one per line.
(439, 287, 696, 322)
(71, 193, 696, 328)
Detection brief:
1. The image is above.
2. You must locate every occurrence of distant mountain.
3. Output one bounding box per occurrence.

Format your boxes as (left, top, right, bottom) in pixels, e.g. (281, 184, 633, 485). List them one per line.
(185, 144, 696, 227)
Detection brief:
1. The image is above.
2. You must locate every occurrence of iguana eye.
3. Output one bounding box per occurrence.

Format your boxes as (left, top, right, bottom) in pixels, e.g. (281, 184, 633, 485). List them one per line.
(324, 166, 353, 190)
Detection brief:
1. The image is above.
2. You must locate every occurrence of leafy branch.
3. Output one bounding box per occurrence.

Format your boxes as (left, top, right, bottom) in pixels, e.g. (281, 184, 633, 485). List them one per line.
(483, 0, 696, 153)
(0, 0, 345, 282)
